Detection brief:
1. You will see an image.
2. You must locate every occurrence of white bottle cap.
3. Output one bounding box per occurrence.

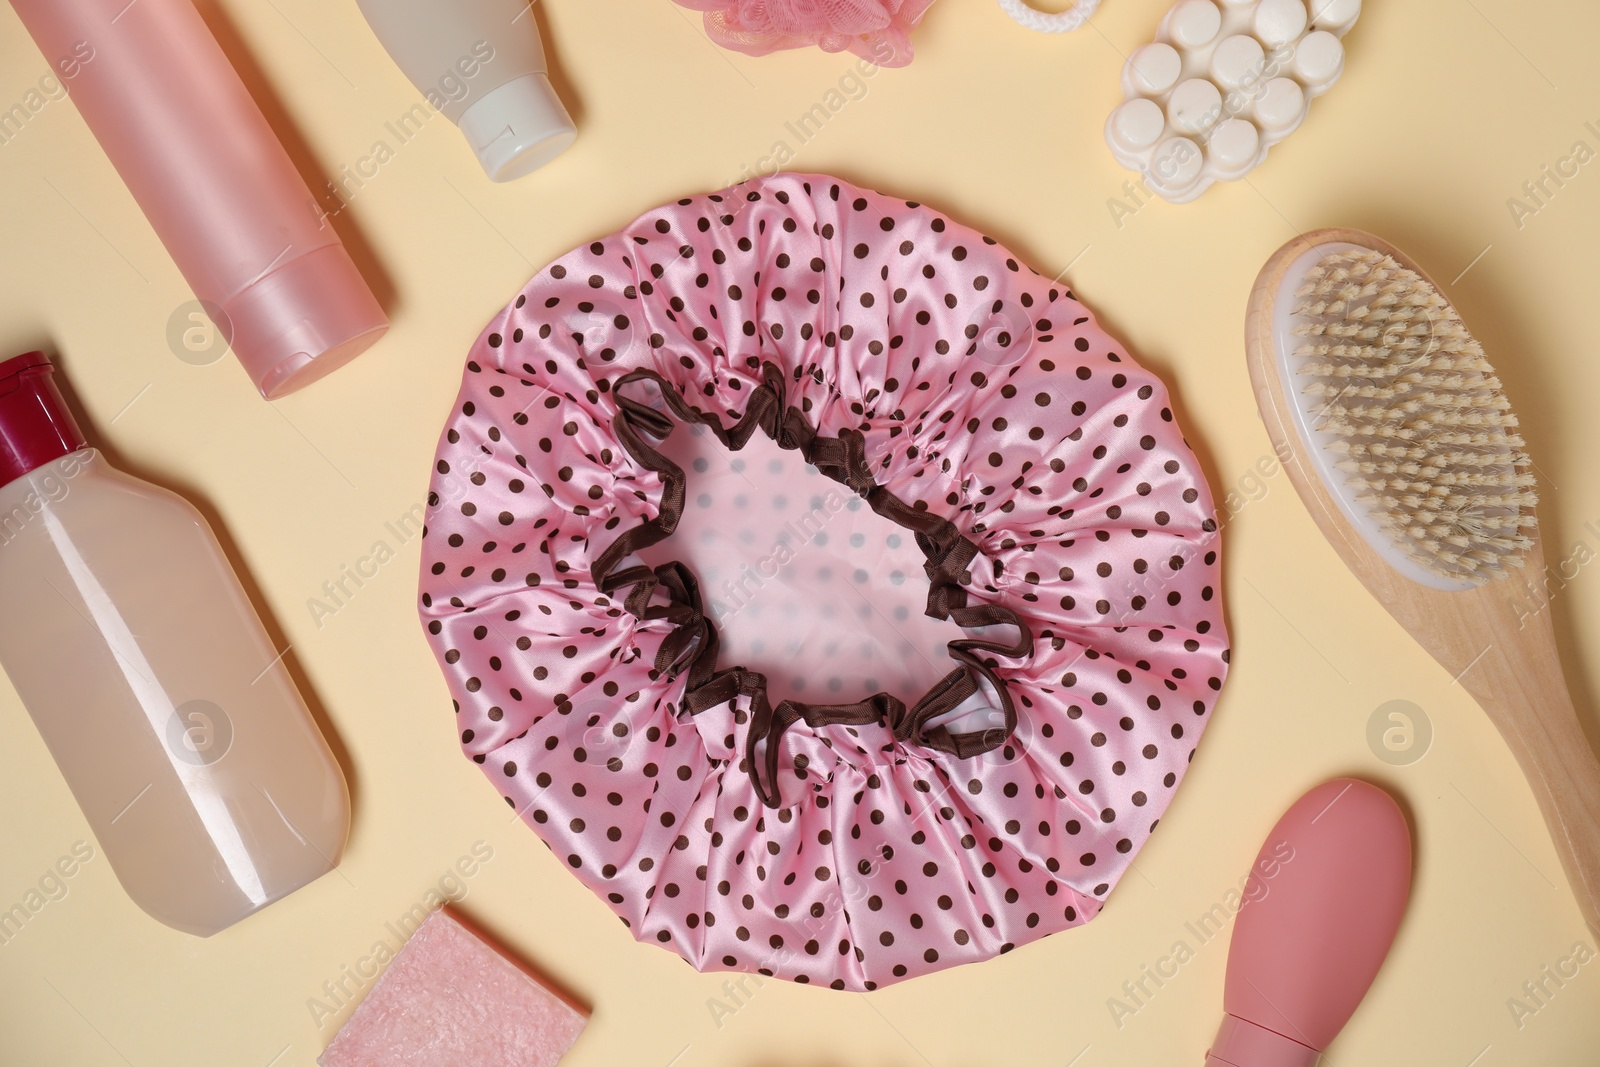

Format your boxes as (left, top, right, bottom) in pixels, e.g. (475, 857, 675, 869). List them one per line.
(458, 73, 576, 182)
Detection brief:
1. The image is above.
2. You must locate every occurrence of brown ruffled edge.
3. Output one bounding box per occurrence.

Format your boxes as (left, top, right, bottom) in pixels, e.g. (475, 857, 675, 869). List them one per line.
(592, 364, 1033, 808)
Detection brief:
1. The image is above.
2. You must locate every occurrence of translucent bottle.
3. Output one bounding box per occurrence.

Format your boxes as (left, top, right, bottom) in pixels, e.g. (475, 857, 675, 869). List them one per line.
(355, 0, 577, 182)
(0, 353, 350, 935)
(8, 0, 389, 399)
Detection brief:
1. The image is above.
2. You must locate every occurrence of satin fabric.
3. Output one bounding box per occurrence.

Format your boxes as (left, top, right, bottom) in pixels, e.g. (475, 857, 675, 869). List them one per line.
(419, 174, 1229, 990)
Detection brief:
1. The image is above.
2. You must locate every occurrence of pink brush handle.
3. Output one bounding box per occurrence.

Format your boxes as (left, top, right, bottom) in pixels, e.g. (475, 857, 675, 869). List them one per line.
(1206, 779, 1412, 1065)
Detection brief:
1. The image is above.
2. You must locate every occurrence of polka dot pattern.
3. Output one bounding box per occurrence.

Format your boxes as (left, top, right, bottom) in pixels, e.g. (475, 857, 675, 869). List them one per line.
(418, 174, 1230, 991)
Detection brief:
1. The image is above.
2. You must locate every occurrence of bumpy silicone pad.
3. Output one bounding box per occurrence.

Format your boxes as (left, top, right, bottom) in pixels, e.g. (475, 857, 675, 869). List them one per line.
(1106, 0, 1360, 203)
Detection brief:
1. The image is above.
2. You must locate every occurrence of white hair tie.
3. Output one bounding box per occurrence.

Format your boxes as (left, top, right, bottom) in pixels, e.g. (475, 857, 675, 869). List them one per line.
(998, 0, 1101, 32)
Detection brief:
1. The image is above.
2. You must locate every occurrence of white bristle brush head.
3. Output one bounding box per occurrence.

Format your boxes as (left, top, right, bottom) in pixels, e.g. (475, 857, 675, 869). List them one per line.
(1272, 241, 1537, 591)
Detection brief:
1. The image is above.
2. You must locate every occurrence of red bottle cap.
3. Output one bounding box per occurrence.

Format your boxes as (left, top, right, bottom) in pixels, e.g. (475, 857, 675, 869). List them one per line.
(0, 352, 87, 488)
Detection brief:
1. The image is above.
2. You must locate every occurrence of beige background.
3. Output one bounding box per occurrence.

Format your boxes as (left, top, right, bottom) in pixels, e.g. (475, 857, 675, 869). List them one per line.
(3, 0, 1600, 1063)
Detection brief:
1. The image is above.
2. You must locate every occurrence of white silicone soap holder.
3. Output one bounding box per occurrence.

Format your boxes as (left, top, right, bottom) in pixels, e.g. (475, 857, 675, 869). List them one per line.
(1105, 0, 1360, 203)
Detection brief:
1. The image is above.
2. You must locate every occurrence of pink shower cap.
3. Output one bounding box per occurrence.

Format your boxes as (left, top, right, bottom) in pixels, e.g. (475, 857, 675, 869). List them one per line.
(674, 0, 934, 65)
(419, 174, 1229, 991)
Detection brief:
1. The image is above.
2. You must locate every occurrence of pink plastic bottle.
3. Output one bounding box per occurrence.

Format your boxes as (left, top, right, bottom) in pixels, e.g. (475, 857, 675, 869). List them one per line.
(8, 0, 388, 399)
(1206, 779, 1412, 1066)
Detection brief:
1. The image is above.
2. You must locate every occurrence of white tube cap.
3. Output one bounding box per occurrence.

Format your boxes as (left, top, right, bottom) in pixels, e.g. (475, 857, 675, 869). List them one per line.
(458, 73, 576, 182)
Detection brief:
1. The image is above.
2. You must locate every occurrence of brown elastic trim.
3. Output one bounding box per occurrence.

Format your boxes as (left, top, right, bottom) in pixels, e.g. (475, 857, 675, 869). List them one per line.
(594, 363, 1034, 808)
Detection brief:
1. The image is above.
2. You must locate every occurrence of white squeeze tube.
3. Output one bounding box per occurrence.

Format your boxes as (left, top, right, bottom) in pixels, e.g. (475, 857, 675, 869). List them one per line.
(355, 0, 577, 182)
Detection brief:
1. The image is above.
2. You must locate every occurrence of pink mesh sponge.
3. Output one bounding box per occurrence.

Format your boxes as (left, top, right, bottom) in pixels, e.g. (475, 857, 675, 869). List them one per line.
(419, 173, 1230, 991)
(674, 0, 935, 65)
(318, 910, 586, 1067)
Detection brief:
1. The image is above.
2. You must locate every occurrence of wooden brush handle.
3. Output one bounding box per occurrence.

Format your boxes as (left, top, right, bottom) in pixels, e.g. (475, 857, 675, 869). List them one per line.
(1452, 592, 1600, 936)
(1246, 227, 1600, 935)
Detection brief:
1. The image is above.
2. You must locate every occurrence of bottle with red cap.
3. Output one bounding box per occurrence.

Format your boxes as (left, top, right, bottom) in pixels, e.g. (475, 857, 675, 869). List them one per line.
(0, 352, 350, 935)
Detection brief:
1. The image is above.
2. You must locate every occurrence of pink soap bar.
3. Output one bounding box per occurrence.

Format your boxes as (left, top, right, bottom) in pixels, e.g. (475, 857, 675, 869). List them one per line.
(319, 910, 588, 1067)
